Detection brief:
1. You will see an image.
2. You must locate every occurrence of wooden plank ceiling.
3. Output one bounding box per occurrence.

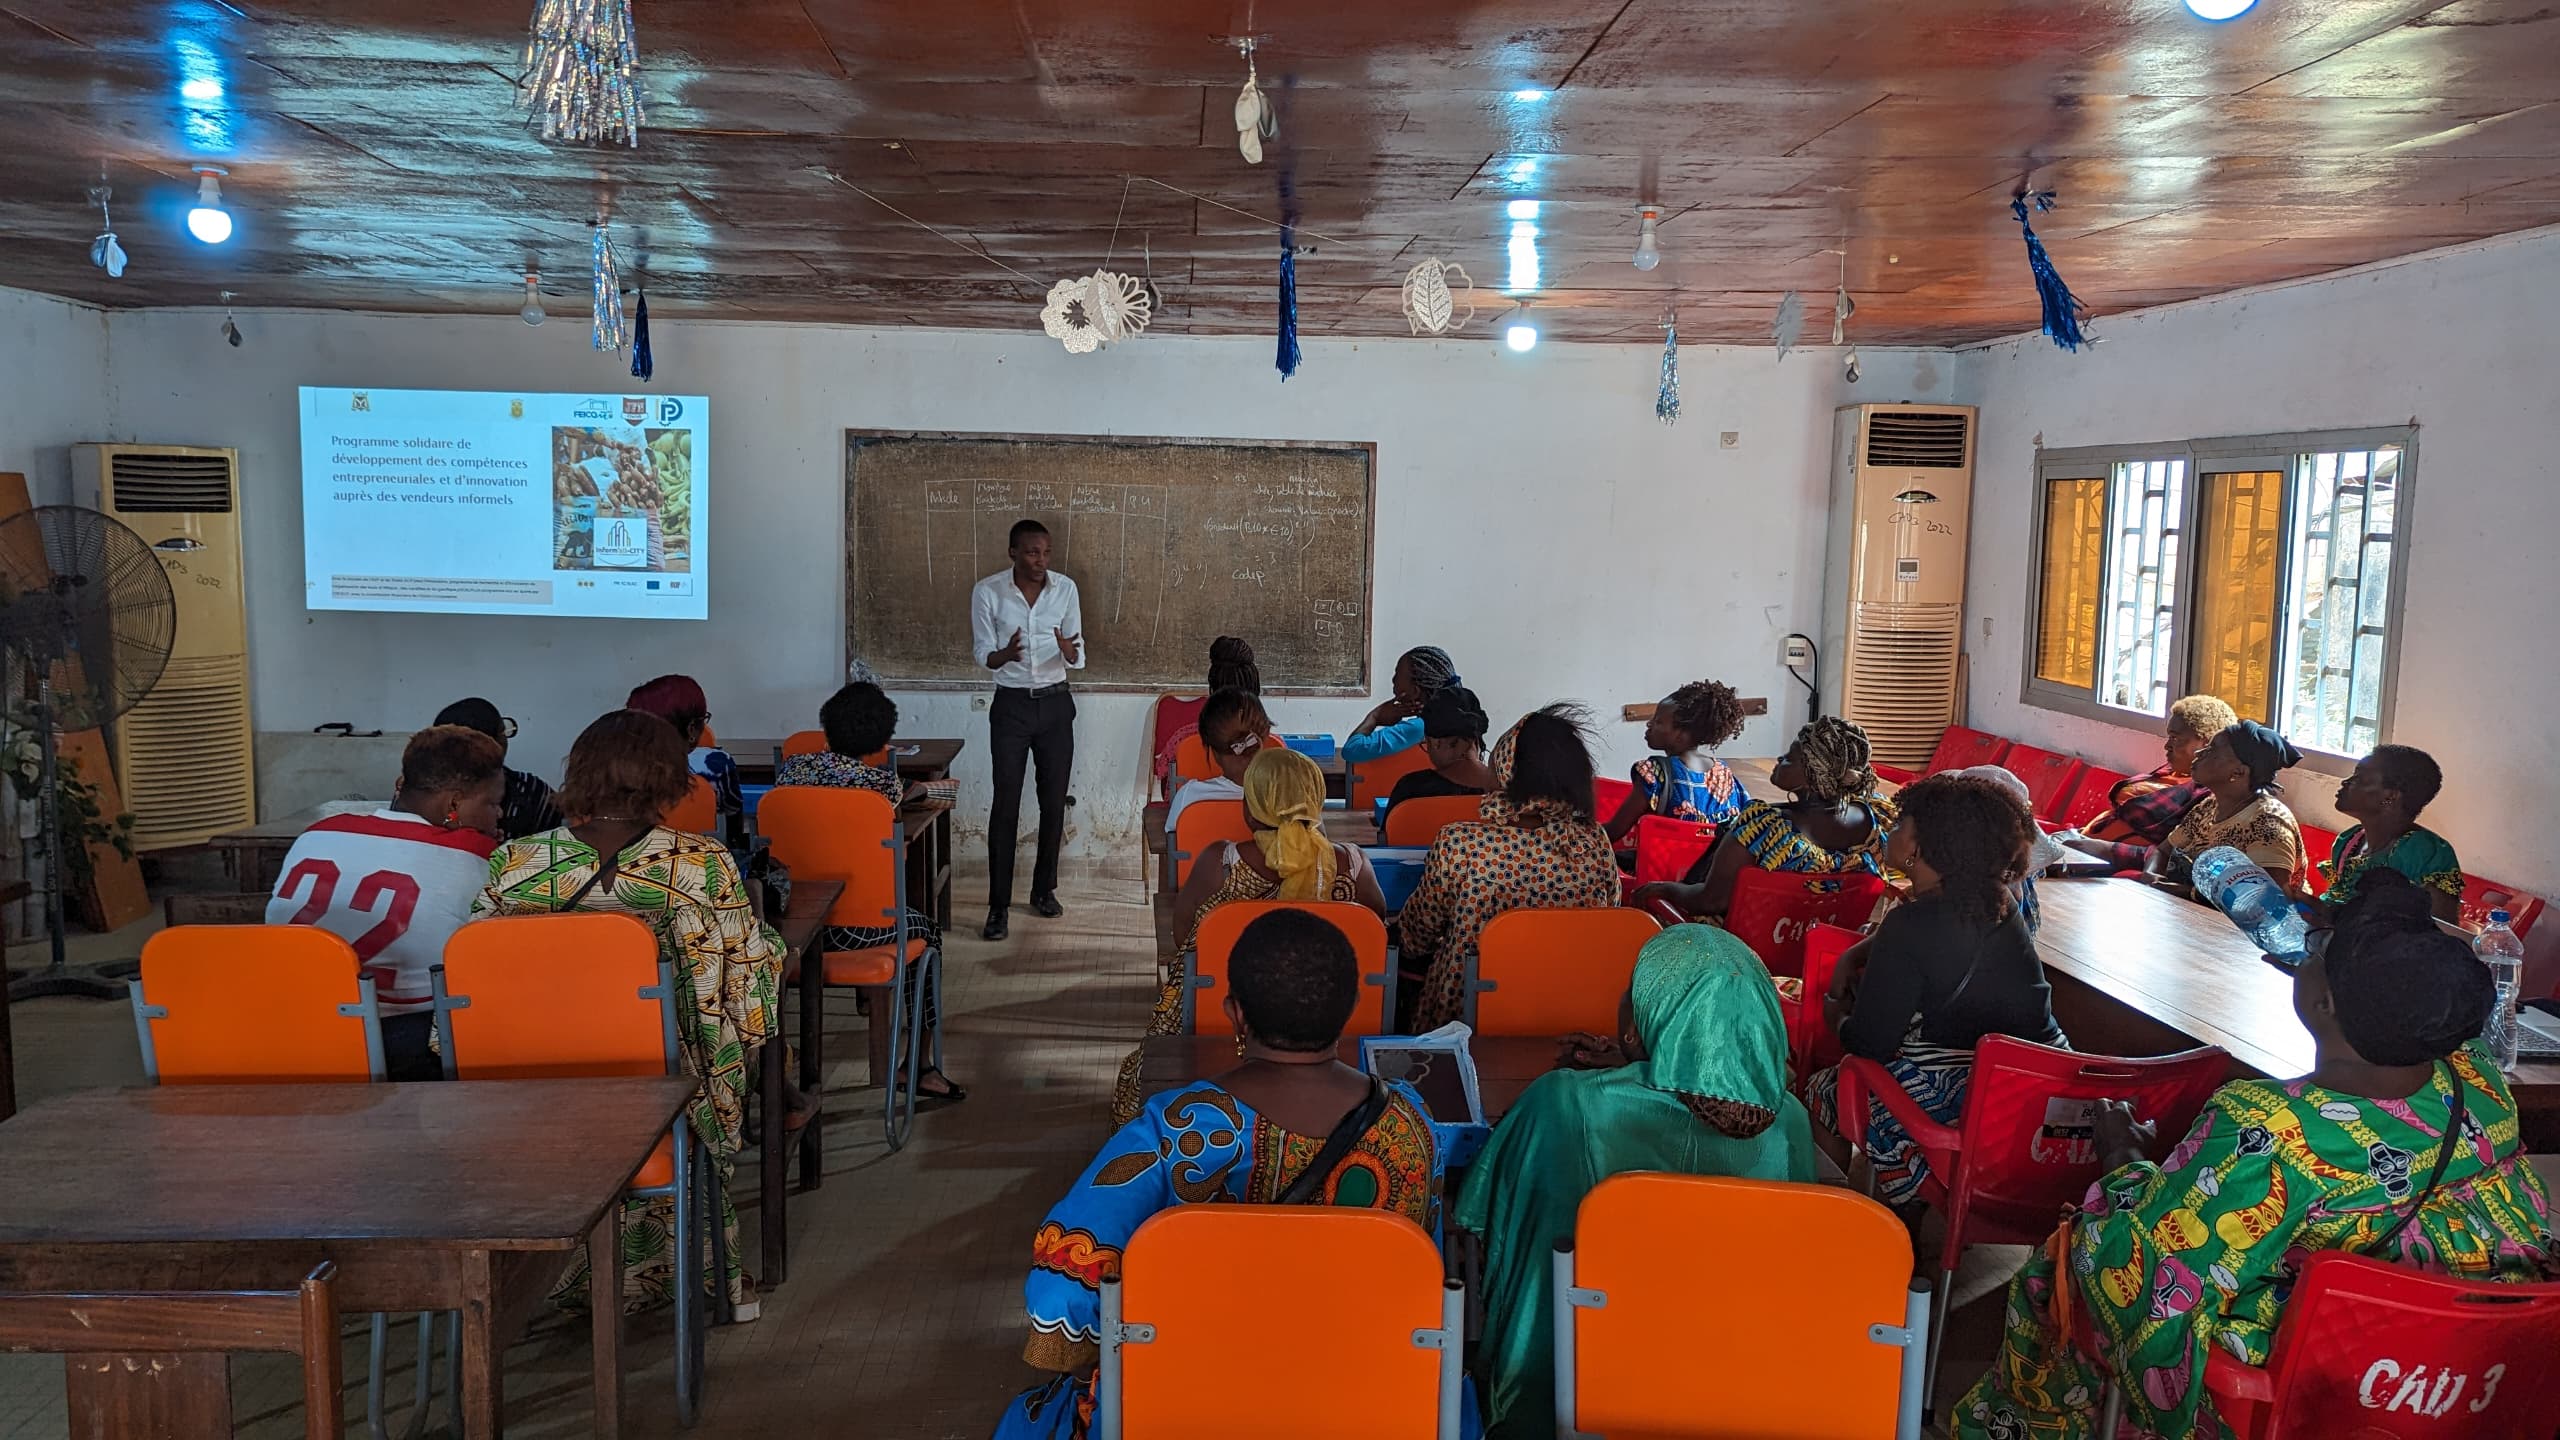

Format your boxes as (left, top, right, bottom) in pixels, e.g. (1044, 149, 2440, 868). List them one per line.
(1, 0, 2556, 344)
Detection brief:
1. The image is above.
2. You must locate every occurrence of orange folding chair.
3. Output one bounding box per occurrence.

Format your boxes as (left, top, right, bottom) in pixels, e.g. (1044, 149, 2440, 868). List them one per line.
(666, 773, 719, 835)
(433, 911, 721, 1423)
(1554, 1175, 1927, 1439)
(1381, 794, 1483, 847)
(780, 729, 827, 759)
(1185, 900, 1395, 1036)
(1345, 746, 1432, 814)
(1098, 1207, 1465, 1439)
(1170, 798, 1256, 888)
(1472, 907, 1662, 1036)
(755, 785, 942, 1152)
(129, 925, 385, 1084)
(1170, 733, 1220, 785)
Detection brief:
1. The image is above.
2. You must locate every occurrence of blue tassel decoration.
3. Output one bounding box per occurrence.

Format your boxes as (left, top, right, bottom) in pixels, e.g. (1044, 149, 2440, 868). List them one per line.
(628, 288, 653, 381)
(1276, 223, 1301, 380)
(2012, 191, 2088, 352)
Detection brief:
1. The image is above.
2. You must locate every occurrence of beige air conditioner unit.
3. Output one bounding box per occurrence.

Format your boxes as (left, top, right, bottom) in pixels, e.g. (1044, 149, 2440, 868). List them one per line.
(76, 444, 255, 850)
(1818, 404, 1977, 771)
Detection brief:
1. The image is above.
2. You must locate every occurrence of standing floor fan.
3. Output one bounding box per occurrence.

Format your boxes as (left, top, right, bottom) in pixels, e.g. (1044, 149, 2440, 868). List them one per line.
(2, 504, 177, 1002)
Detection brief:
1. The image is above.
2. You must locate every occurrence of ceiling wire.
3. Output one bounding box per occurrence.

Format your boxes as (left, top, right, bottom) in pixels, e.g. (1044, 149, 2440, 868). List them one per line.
(1126, 174, 1352, 246)
(807, 167, 1046, 285)
(1104, 175, 1134, 268)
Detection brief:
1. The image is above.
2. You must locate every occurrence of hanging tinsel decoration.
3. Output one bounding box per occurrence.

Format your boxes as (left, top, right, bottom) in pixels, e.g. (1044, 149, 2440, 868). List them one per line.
(1655, 315, 1681, 425)
(628, 288, 653, 380)
(2012, 190, 2089, 352)
(1276, 221, 1301, 380)
(590, 226, 626, 353)
(518, 0, 645, 147)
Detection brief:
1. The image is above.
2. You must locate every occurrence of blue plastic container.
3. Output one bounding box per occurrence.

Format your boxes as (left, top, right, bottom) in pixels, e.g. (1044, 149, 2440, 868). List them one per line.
(1367, 846, 1431, 912)
(1279, 733, 1338, 761)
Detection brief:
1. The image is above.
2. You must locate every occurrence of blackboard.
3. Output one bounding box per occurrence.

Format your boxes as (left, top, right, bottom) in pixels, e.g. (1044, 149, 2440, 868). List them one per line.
(845, 431, 1376, 694)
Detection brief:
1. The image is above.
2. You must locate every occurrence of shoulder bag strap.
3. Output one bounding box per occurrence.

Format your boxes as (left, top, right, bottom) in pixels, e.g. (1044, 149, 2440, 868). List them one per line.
(1651, 755, 1684, 816)
(2369, 1063, 2468, 1256)
(1274, 1079, 1393, 1206)
(560, 847, 621, 910)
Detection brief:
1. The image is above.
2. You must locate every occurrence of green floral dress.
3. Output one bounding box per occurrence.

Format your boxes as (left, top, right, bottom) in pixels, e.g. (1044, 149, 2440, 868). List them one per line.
(1957, 1045, 2556, 1440)
(474, 826, 784, 1316)
(2320, 823, 2463, 905)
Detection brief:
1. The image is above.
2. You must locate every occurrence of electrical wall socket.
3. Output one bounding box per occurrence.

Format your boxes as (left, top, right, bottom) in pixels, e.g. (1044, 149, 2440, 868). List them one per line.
(1782, 636, 1815, 665)
(1719, 431, 1740, 449)
(970, 693, 990, 712)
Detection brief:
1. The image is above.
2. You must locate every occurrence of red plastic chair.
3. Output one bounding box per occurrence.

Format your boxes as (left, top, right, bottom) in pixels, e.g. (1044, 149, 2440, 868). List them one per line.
(2298, 824, 2337, 897)
(1723, 869, 1888, 980)
(2200, 1251, 2560, 1440)
(1627, 815, 1716, 888)
(1786, 922, 1859, 1084)
(2054, 765, 2130, 830)
(1999, 745, 2083, 821)
(1592, 776, 1635, 836)
(1151, 694, 1206, 796)
(1835, 1035, 2229, 1402)
(2460, 874, 2545, 938)
(1186, 899, 1394, 1036)
(1472, 907, 1662, 1036)
(1873, 726, 2009, 787)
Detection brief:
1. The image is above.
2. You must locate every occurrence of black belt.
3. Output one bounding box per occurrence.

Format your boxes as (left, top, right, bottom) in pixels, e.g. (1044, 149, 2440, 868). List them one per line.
(1001, 681, 1073, 698)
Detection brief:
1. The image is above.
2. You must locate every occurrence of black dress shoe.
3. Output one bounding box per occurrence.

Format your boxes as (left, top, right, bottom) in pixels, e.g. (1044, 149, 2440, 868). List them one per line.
(981, 910, 1009, 941)
(1030, 893, 1065, 919)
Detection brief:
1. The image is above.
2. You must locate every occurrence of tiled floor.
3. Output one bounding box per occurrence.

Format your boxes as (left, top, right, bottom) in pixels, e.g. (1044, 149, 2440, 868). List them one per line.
(2, 860, 2021, 1438)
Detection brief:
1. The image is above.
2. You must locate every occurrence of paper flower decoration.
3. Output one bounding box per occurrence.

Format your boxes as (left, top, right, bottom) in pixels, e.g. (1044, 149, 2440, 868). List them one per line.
(1041, 270, 1154, 354)
(1400, 257, 1476, 335)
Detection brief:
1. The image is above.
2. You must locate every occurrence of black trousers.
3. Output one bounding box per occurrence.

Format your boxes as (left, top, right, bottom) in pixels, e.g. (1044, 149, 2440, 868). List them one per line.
(988, 685, 1075, 908)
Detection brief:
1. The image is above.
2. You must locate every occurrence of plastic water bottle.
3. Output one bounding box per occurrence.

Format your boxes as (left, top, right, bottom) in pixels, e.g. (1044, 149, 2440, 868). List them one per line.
(2191, 847, 2310, 961)
(2476, 910, 2525, 1073)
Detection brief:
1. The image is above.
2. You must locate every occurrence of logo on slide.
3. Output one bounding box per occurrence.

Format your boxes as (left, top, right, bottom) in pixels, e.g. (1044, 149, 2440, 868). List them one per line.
(350, 392, 370, 412)
(656, 398, 684, 424)
(622, 397, 649, 423)
(509, 399, 524, 418)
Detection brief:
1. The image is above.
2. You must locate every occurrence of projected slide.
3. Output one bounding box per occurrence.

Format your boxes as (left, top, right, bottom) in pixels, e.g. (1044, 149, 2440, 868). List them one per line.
(298, 386, 710, 619)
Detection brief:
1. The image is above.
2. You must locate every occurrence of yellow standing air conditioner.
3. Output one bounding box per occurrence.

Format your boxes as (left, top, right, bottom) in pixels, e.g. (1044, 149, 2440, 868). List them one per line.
(1818, 405, 1977, 771)
(77, 444, 255, 850)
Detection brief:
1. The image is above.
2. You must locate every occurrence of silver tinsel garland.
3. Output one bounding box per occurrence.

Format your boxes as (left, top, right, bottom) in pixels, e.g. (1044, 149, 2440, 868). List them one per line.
(1655, 317, 1680, 425)
(591, 226, 626, 352)
(518, 0, 644, 147)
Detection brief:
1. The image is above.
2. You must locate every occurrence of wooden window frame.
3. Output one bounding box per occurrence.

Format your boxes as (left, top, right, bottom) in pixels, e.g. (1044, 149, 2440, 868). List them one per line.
(2017, 426, 2419, 774)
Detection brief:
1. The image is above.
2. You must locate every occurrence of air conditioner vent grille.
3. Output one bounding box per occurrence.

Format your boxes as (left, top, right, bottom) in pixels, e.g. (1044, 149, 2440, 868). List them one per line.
(106, 453, 235, 513)
(1844, 611, 1961, 769)
(1863, 411, 1971, 469)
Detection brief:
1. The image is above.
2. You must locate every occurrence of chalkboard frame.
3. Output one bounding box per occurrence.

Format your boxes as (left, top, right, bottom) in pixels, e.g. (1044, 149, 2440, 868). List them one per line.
(843, 429, 1379, 696)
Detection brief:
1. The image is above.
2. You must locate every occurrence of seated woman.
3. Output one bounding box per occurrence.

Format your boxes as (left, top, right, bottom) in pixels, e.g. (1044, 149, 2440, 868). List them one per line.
(1804, 772, 2064, 1208)
(1955, 871, 2556, 1440)
(1154, 635, 1261, 786)
(997, 908, 1452, 1440)
(2062, 693, 2236, 867)
(432, 696, 564, 839)
(1342, 644, 1461, 763)
(771, 680, 965, 1102)
(1381, 684, 1496, 822)
(1459, 925, 1818, 1437)
(1161, 687, 1271, 835)
(1403, 706, 1623, 1032)
(2151, 719, 2308, 887)
(1632, 715, 1894, 920)
(2317, 743, 2464, 923)
(267, 724, 504, 1081)
(625, 673, 739, 822)
(1602, 678, 1753, 843)
(1116, 746, 1386, 1125)
(475, 709, 784, 1320)
(1956, 765, 2073, 934)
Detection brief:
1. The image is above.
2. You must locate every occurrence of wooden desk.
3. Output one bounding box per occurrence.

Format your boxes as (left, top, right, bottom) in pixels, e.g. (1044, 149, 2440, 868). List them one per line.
(2033, 878, 2560, 1150)
(0, 1077, 694, 1439)
(1142, 800, 1377, 891)
(204, 807, 343, 892)
(759, 878, 839, 1289)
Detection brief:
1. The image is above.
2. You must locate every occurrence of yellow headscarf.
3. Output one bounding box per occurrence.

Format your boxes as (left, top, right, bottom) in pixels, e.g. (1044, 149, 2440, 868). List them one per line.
(1243, 746, 1335, 901)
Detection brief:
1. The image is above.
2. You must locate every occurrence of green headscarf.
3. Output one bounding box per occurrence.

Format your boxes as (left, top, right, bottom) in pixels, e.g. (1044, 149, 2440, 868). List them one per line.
(1629, 924, 1791, 1138)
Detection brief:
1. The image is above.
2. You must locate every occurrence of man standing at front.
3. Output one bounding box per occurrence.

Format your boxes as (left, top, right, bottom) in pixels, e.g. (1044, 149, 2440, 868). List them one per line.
(971, 519, 1084, 941)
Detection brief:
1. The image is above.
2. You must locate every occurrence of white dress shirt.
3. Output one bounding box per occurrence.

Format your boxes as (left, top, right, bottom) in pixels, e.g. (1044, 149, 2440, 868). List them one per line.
(970, 568, 1087, 689)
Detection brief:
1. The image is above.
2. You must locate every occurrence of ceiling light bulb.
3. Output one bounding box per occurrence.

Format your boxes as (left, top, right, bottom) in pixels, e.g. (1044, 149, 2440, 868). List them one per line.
(1632, 206, 1662, 272)
(1504, 304, 1538, 352)
(181, 77, 223, 101)
(520, 271, 546, 326)
(2184, 0, 2256, 16)
(1506, 198, 1541, 221)
(186, 167, 231, 245)
(1513, 89, 1548, 103)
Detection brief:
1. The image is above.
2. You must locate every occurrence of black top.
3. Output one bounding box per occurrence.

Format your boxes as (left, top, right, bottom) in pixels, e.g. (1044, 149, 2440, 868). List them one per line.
(1383, 769, 1484, 822)
(1838, 893, 2062, 1060)
(501, 767, 565, 840)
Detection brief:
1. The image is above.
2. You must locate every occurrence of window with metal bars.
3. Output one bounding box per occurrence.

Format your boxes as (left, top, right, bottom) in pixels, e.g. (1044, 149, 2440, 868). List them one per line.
(2021, 428, 2414, 767)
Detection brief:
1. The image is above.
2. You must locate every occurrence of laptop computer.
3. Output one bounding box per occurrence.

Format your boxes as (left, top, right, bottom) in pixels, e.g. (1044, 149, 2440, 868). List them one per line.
(2514, 1005, 2560, 1062)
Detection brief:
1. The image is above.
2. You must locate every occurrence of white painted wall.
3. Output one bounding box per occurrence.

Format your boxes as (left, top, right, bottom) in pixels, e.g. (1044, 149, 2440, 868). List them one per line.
(1959, 227, 2560, 904)
(0, 287, 107, 503)
(72, 300, 1951, 864)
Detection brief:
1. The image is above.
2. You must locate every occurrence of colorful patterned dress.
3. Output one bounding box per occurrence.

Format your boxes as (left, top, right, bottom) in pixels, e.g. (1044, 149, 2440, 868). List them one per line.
(995, 1079, 1449, 1439)
(1956, 1045, 2558, 1440)
(2164, 792, 2307, 889)
(1633, 753, 1751, 827)
(2322, 823, 2464, 905)
(1110, 841, 1371, 1126)
(474, 826, 784, 1315)
(2079, 767, 2206, 870)
(1723, 794, 1898, 877)
(1404, 809, 1621, 1032)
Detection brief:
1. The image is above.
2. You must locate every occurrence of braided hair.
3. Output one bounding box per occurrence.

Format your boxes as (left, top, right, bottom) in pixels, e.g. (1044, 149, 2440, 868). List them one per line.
(1207, 635, 1262, 695)
(1401, 646, 1460, 695)
(2324, 870, 2493, 1066)
(1660, 679, 1748, 749)
(1894, 773, 2034, 929)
